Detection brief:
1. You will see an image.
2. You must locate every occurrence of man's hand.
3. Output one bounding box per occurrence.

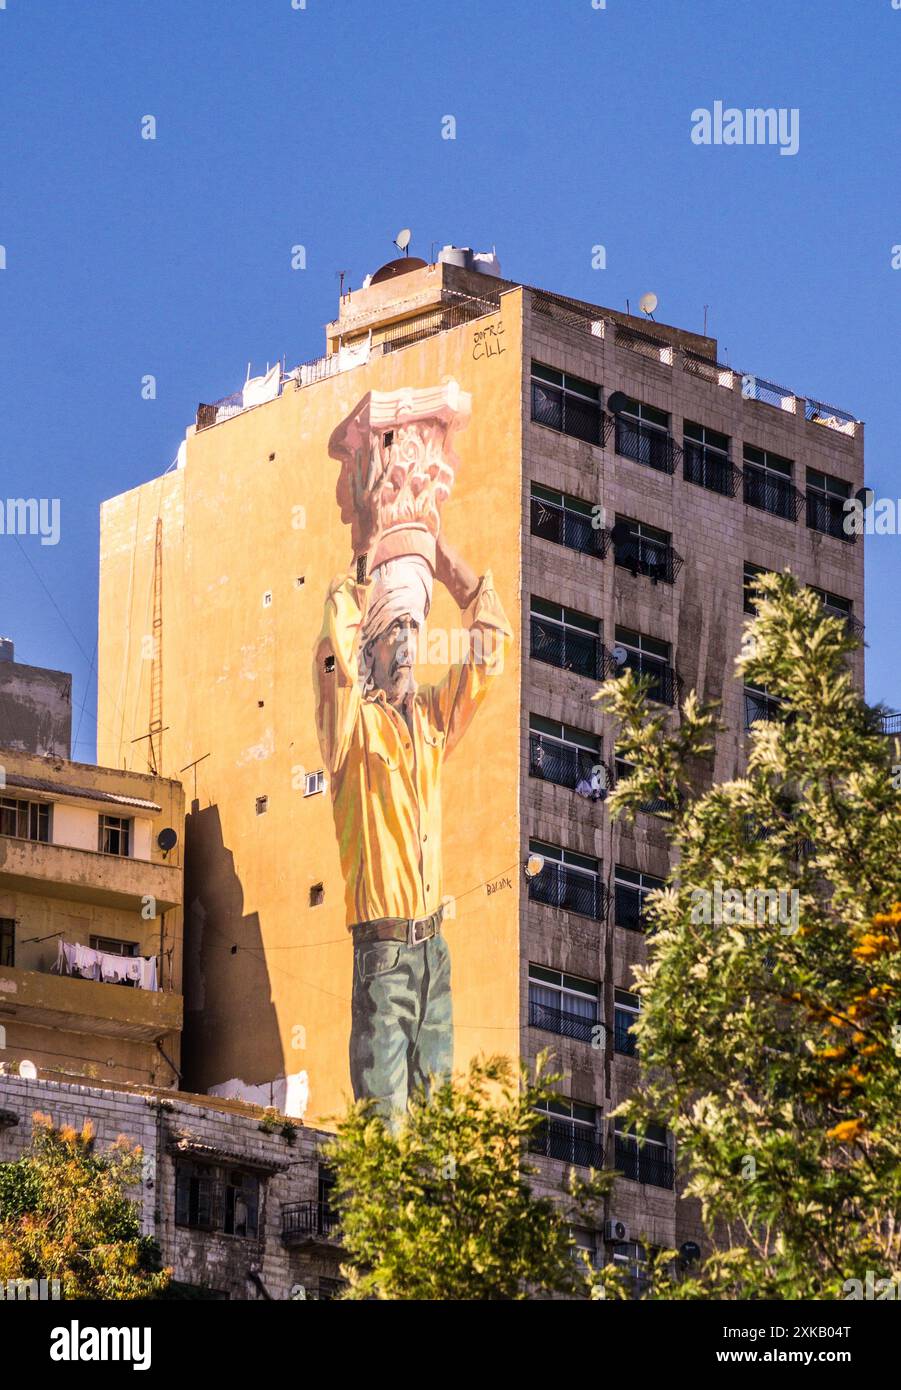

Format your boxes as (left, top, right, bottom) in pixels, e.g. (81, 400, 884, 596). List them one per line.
(435, 532, 480, 610)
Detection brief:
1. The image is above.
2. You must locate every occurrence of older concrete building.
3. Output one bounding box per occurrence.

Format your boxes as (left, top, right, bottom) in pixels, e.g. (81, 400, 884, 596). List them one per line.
(96, 248, 864, 1287)
(0, 747, 185, 1089)
(0, 639, 72, 758)
(0, 1072, 342, 1300)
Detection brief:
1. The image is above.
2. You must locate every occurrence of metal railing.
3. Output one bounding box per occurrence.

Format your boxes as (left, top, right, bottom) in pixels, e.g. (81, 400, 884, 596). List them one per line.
(683, 441, 740, 498)
(744, 689, 781, 728)
(528, 998, 598, 1044)
(381, 295, 500, 355)
(281, 1200, 338, 1243)
(615, 416, 679, 475)
(531, 1119, 604, 1168)
(617, 652, 678, 706)
(530, 616, 612, 681)
(531, 383, 607, 446)
(743, 464, 804, 521)
(530, 496, 607, 558)
(528, 862, 605, 921)
(614, 1138, 674, 1189)
(615, 324, 673, 365)
(614, 885, 653, 932)
(806, 491, 855, 542)
(529, 733, 603, 794)
(879, 712, 901, 736)
(612, 534, 682, 585)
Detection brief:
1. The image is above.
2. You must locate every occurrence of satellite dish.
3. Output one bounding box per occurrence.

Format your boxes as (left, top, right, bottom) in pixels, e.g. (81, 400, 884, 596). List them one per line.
(157, 827, 178, 853)
(524, 854, 545, 880)
(18, 1060, 37, 1081)
(612, 646, 628, 667)
(394, 228, 412, 253)
(855, 486, 875, 510)
(639, 292, 658, 318)
(607, 390, 629, 415)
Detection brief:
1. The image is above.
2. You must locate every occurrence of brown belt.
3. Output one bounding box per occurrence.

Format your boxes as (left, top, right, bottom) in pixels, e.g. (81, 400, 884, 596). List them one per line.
(351, 906, 444, 948)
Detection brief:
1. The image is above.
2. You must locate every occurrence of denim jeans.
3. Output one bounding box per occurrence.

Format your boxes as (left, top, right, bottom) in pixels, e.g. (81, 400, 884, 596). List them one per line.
(350, 931, 452, 1118)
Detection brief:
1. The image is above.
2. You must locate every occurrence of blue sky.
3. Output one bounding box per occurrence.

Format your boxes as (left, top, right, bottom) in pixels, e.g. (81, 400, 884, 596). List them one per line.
(1, 0, 899, 760)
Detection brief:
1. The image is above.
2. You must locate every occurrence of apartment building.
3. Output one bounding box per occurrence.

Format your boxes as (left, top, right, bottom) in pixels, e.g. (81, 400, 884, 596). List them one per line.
(0, 744, 186, 1089)
(95, 247, 864, 1286)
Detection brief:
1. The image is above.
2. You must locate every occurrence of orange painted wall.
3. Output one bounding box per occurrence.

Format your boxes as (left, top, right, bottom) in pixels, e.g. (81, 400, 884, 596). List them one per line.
(97, 294, 523, 1127)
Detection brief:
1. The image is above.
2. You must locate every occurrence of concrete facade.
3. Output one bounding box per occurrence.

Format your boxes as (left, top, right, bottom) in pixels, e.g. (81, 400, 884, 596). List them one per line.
(0, 641, 72, 759)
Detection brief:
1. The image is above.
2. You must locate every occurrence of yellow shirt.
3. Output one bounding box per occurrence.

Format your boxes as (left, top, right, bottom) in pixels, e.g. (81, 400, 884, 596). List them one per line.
(313, 570, 512, 927)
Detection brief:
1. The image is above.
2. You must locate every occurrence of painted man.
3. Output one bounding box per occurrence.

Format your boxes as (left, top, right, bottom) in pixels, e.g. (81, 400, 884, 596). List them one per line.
(313, 533, 511, 1118)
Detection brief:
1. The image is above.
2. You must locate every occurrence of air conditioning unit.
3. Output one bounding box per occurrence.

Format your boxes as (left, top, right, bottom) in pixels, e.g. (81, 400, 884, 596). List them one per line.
(604, 1218, 629, 1243)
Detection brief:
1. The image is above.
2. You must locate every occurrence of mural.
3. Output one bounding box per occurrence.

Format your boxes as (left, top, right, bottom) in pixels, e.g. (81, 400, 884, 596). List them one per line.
(313, 381, 512, 1116)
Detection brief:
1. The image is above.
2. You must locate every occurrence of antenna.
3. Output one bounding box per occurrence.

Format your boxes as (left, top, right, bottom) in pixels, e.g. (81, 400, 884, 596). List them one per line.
(394, 228, 412, 256)
(703, 304, 709, 335)
(639, 292, 658, 320)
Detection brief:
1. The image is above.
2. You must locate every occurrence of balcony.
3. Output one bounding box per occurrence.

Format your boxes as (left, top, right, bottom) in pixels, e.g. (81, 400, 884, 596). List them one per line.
(0, 836, 182, 913)
(530, 496, 607, 559)
(614, 886, 654, 933)
(528, 998, 597, 1044)
(614, 417, 679, 475)
(529, 616, 612, 682)
(612, 533, 682, 585)
(744, 688, 781, 728)
(281, 1200, 340, 1247)
(0, 964, 182, 1043)
(683, 442, 740, 498)
(528, 862, 605, 921)
(806, 491, 854, 542)
(616, 653, 679, 707)
(528, 734, 604, 797)
(879, 713, 901, 737)
(743, 464, 803, 521)
(530, 1119, 604, 1169)
(614, 1137, 674, 1190)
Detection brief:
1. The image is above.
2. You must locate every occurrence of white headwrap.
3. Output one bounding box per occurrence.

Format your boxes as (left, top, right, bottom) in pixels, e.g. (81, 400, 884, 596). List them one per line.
(358, 555, 433, 693)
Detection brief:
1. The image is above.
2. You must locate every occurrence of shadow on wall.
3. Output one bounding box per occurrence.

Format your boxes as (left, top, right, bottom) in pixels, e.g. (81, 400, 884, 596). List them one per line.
(180, 801, 304, 1115)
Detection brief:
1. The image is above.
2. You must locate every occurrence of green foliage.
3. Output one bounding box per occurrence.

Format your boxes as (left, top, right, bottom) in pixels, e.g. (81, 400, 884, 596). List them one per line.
(325, 1054, 610, 1300)
(0, 1112, 171, 1299)
(595, 572, 901, 1299)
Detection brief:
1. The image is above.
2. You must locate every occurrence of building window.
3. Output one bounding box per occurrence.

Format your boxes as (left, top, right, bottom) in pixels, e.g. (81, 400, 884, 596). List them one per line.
(614, 398, 676, 475)
(806, 467, 853, 541)
(304, 771, 325, 797)
(528, 839, 604, 921)
(89, 936, 138, 957)
(614, 866, 665, 932)
(809, 585, 863, 637)
(98, 815, 130, 857)
(743, 562, 773, 615)
(530, 597, 609, 681)
(528, 715, 603, 798)
(175, 1161, 260, 1238)
(744, 683, 781, 729)
(614, 1119, 674, 1189)
(683, 421, 736, 496)
(0, 919, 14, 968)
(309, 882, 324, 907)
(531, 1099, 604, 1167)
(612, 755, 673, 816)
(317, 1277, 346, 1301)
(528, 964, 599, 1043)
(0, 798, 50, 843)
(614, 988, 640, 1057)
(224, 1170, 260, 1238)
(742, 445, 801, 521)
(613, 627, 677, 706)
(610, 1240, 653, 1298)
(530, 362, 605, 446)
(611, 517, 682, 585)
(530, 483, 606, 559)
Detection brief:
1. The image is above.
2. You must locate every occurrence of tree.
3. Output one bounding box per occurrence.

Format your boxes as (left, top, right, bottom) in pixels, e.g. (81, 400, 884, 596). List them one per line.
(0, 1111, 171, 1299)
(594, 572, 901, 1299)
(325, 1054, 609, 1300)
